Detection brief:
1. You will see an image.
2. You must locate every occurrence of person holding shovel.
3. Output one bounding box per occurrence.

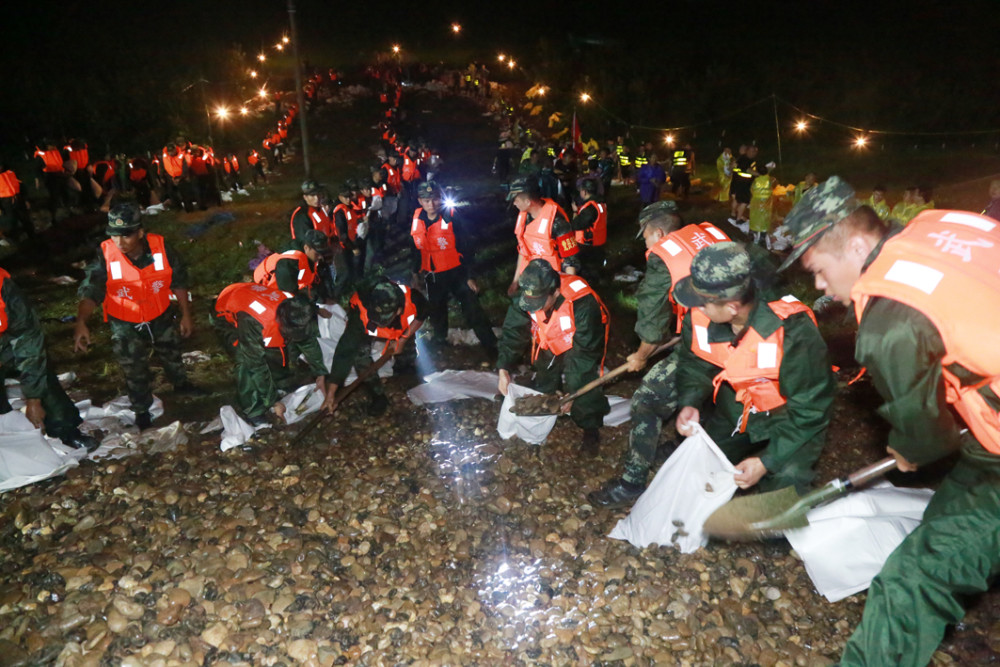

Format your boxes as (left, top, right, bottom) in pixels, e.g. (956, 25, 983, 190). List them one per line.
(496, 259, 609, 454)
(672, 242, 835, 492)
(779, 176, 1000, 667)
(326, 278, 426, 416)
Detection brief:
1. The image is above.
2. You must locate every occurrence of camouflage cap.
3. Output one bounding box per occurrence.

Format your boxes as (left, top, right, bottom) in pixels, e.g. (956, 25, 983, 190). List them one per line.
(276, 294, 315, 342)
(672, 242, 752, 308)
(517, 259, 560, 312)
(635, 200, 680, 238)
(301, 179, 323, 195)
(777, 175, 859, 271)
(106, 203, 142, 236)
(367, 279, 405, 327)
(507, 176, 542, 202)
(579, 179, 599, 195)
(416, 181, 442, 199)
(300, 228, 329, 251)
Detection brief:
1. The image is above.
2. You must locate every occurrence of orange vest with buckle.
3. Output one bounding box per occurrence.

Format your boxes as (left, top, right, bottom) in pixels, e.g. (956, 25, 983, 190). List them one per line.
(161, 150, 185, 178)
(852, 209, 1000, 455)
(0, 171, 20, 198)
(247, 151, 259, 166)
(528, 275, 609, 362)
(382, 163, 401, 194)
(402, 155, 420, 182)
(574, 200, 608, 247)
(253, 250, 316, 293)
(128, 162, 147, 183)
(647, 222, 731, 333)
(36, 148, 63, 173)
(411, 209, 462, 273)
(333, 203, 358, 242)
(515, 199, 573, 275)
(215, 283, 287, 356)
(65, 146, 89, 170)
(0, 268, 10, 333)
(689, 296, 816, 432)
(290, 205, 333, 240)
(101, 234, 174, 323)
(350, 284, 418, 341)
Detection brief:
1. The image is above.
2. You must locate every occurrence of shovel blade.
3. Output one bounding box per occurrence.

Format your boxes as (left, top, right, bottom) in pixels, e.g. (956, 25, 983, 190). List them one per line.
(703, 486, 809, 540)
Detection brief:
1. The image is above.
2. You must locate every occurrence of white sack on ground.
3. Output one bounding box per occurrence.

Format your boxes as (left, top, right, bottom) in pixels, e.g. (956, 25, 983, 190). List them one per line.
(0, 412, 80, 492)
(279, 384, 325, 425)
(497, 384, 557, 445)
(445, 327, 502, 346)
(784, 481, 933, 602)
(219, 406, 269, 452)
(408, 370, 500, 405)
(604, 397, 630, 427)
(609, 424, 737, 553)
(315, 304, 393, 380)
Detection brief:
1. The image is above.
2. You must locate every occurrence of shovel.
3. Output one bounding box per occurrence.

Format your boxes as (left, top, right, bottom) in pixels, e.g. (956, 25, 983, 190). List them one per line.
(702, 456, 899, 540)
(510, 338, 679, 416)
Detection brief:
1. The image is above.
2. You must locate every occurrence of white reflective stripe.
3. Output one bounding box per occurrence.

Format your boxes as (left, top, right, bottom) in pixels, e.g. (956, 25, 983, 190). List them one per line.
(538, 217, 551, 235)
(883, 259, 944, 295)
(559, 315, 572, 330)
(311, 211, 321, 222)
(109, 261, 123, 280)
(568, 280, 587, 293)
(152, 253, 164, 271)
(297, 269, 305, 280)
(411, 219, 420, 232)
(249, 300, 267, 314)
(941, 211, 996, 232)
(757, 342, 778, 369)
(597, 204, 605, 213)
(406, 314, 415, 325)
(780, 294, 800, 303)
(440, 220, 449, 230)
(705, 225, 727, 240)
(663, 239, 682, 256)
(398, 284, 407, 293)
(282, 292, 293, 298)
(530, 312, 539, 322)
(263, 337, 272, 346)
(694, 325, 711, 352)
(281, 250, 298, 256)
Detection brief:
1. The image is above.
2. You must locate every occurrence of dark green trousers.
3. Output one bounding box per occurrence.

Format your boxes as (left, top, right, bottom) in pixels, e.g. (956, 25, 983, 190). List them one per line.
(109, 308, 188, 416)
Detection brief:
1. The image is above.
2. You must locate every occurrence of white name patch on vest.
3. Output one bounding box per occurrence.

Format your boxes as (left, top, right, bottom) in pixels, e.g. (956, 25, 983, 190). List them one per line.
(706, 225, 727, 240)
(941, 211, 996, 232)
(663, 240, 683, 256)
(559, 315, 572, 331)
(249, 301, 267, 315)
(109, 261, 123, 280)
(757, 342, 778, 369)
(152, 253, 165, 271)
(694, 325, 711, 352)
(883, 260, 944, 295)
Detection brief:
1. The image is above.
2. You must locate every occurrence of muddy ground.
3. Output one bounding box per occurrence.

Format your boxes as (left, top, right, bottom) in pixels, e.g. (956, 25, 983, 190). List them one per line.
(1, 85, 999, 666)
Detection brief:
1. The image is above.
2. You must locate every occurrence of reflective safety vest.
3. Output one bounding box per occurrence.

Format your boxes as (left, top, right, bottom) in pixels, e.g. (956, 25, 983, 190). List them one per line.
(733, 159, 753, 180)
(382, 163, 401, 194)
(161, 150, 185, 178)
(574, 200, 607, 247)
(92, 161, 115, 185)
(253, 250, 315, 293)
(401, 155, 419, 182)
(290, 205, 333, 239)
(617, 146, 631, 167)
(36, 148, 64, 173)
(514, 198, 573, 275)
(247, 151, 259, 166)
(215, 282, 287, 356)
(647, 222, 731, 333)
(411, 209, 461, 273)
(224, 156, 239, 173)
(689, 296, 816, 431)
(851, 209, 1000, 455)
(351, 284, 418, 341)
(633, 154, 649, 169)
(0, 171, 20, 198)
(671, 149, 690, 170)
(0, 268, 10, 333)
(333, 203, 358, 242)
(528, 274, 609, 362)
(101, 234, 174, 323)
(65, 145, 89, 170)
(128, 161, 147, 183)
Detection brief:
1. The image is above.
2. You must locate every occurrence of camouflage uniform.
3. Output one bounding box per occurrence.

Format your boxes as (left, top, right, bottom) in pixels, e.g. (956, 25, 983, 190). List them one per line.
(78, 238, 190, 417)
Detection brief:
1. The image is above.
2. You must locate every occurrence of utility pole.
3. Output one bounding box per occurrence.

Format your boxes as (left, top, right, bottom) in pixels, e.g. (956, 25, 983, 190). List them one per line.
(287, 0, 310, 177)
(772, 94, 783, 168)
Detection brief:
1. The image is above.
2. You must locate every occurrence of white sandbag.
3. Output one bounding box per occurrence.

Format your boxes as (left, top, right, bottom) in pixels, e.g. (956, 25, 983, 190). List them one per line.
(76, 395, 165, 429)
(0, 414, 79, 492)
(784, 481, 933, 602)
(279, 384, 324, 424)
(604, 396, 630, 427)
(445, 327, 502, 346)
(219, 406, 268, 452)
(497, 384, 557, 445)
(407, 370, 499, 405)
(315, 304, 393, 380)
(609, 424, 737, 553)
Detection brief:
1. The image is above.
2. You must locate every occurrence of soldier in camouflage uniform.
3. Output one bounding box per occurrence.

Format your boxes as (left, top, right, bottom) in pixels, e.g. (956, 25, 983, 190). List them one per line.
(74, 204, 202, 430)
(0, 269, 98, 450)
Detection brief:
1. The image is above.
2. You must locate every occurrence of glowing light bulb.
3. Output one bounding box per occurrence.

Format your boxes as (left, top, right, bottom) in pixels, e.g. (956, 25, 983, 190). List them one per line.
(664, 134, 675, 145)
(451, 23, 461, 34)
(282, 36, 289, 44)
(239, 107, 249, 116)
(257, 53, 266, 62)
(855, 135, 868, 147)
(795, 120, 808, 131)
(259, 87, 268, 99)
(579, 93, 591, 103)
(507, 60, 516, 69)
(249, 70, 258, 78)
(498, 54, 506, 62)
(216, 107, 229, 119)
(392, 45, 400, 54)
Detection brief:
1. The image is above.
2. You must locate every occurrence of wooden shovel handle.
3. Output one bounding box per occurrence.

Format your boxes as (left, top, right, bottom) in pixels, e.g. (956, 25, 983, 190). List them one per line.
(846, 456, 898, 489)
(559, 337, 680, 405)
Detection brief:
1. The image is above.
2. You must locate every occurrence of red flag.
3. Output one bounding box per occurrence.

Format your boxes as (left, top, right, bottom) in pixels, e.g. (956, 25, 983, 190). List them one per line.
(572, 111, 583, 155)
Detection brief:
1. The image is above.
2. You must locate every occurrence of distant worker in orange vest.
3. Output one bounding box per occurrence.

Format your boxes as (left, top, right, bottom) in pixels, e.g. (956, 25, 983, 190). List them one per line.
(34, 140, 69, 217)
(246, 149, 266, 185)
(673, 242, 834, 492)
(0, 164, 34, 242)
(570, 179, 608, 283)
(159, 140, 194, 212)
(506, 176, 581, 297)
(410, 181, 498, 359)
(74, 204, 204, 430)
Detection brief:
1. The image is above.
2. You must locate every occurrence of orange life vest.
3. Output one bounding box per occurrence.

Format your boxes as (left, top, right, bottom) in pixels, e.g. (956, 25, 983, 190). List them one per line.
(689, 296, 816, 432)
(851, 209, 1000, 455)
(101, 234, 174, 323)
(36, 148, 64, 173)
(574, 200, 608, 247)
(215, 283, 287, 357)
(65, 146, 89, 170)
(161, 150, 185, 178)
(247, 151, 259, 166)
(647, 222, 731, 333)
(528, 275, 609, 363)
(350, 284, 418, 341)
(0, 268, 10, 334)
(128, 162, 147, 183)
(290, 205, 333, 239)
(514, 199, 573, 275)
(92, 161, 115, 185)
(411, 209, 462, 273)
(0, 171, 20, 198)
(333, 203, 358, 242)
(253, 250, 316, 293)
(401, 155, 420, 182)
(382, 163, 401, 194)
